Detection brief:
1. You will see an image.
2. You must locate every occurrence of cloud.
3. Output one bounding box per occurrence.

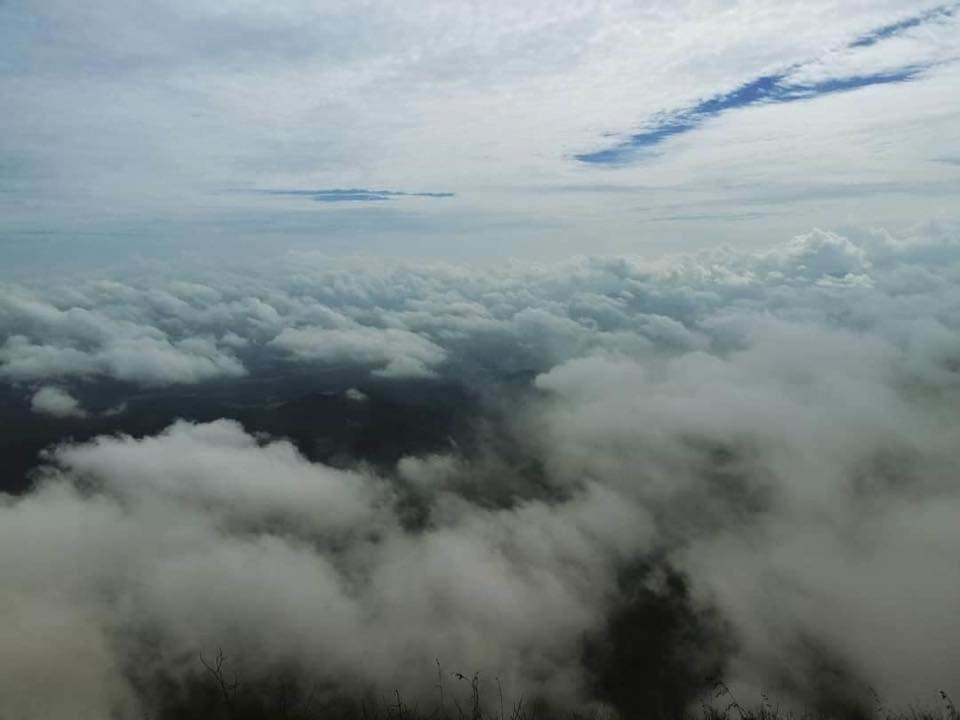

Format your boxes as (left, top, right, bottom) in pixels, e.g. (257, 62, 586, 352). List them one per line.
(521, 232, 960, 707)
(1, 226, 960, 716)
(0, 287, 247, 385)
(0, 334, 246, 386)
(0, 226, 954, 389)
(269, 325, 447, 378)
(0, 418, 651, 719)
(53, 419, 385, 534)
(29, 385, 88, 418)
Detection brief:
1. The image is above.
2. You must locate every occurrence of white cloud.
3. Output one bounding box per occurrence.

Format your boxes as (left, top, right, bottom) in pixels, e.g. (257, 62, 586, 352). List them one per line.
(0, 334, 246, 386)
(52, 419, 385, 534)
(1, 226, 960, 715)
(269, 325, 447, 378)
(29, 386, 88, 419)
(531, 308, 960, 705)
(2, 226, 959, 389)
(345, 386, 368, 402)
(0, 419, 650, 719)
(0, 285, 247, 385)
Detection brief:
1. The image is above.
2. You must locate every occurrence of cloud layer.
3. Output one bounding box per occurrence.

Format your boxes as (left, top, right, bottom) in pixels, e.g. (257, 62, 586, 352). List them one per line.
(2, 419, 648, 718)
(3, 225, 958, 389)
(1, 226, 959, 717)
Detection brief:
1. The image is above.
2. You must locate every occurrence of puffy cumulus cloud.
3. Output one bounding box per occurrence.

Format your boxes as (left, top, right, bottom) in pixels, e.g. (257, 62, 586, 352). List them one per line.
(51, 420, 385, 535)
(0, 420, 651, 720)
(2, 226, 960, 716)
(30, 385, 88, 418)
(0, 286, 247, 386)
(758, 229, 873, 282)
(3, 227, 956, 391)
(529, 255, 960, 706)
(270, 325, 447, 378)
(0, 334, 246, 385)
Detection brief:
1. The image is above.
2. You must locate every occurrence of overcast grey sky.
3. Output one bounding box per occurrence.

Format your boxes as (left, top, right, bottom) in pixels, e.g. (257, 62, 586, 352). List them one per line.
(2, 1, 959, 270)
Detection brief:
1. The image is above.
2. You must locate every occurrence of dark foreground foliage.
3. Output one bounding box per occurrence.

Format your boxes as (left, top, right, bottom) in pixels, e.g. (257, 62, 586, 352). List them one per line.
(137, 650, 960, 720)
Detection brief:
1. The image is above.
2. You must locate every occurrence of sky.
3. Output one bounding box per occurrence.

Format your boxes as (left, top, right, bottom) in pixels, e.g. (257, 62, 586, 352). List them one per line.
(1, 0, 959, 270)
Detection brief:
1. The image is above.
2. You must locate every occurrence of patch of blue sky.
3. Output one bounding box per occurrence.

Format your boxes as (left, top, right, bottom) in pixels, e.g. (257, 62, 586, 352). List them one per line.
(848, 3, 956, 49)
(576, 5, 954, 166)
(575, 67, 925, 165)
(259, 188, 455, 202)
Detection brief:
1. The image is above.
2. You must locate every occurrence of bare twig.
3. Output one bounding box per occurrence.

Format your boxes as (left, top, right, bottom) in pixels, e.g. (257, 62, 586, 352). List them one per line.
(199, 648, 239, 717)
(497, 676, 504, 720)
(714, 681, 746, 720)
(437, 659, 446, 718)
(940, 690, 960, 720)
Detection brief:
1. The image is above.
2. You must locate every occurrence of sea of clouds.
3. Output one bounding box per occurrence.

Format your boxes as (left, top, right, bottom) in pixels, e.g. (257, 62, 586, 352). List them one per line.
(1, 226, 959, 718)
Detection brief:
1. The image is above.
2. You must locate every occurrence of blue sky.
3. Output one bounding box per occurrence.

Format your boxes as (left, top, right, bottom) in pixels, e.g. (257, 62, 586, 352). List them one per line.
(1, 1, 958, 268)
(575, 66, 930, 164)
(576, 3, 958, 165)
(259, 189, 456, 202)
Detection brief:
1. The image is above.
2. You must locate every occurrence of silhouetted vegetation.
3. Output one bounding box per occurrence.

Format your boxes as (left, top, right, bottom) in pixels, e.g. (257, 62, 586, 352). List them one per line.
(135, 649, 960, 720)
